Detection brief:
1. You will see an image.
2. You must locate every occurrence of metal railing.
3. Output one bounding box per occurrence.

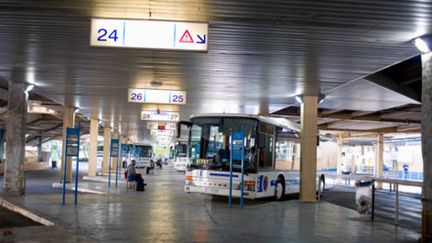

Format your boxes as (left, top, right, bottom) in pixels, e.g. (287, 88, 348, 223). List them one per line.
(372, 178, 422, 225)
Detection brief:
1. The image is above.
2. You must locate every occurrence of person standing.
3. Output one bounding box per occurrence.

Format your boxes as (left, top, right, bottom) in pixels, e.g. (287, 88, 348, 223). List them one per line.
(248, 147, 257, 171)
(403, 163, 409, 180)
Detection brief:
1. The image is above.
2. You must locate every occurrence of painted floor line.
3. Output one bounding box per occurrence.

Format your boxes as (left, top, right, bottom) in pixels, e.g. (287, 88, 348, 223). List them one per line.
(51, 182, 107, 195)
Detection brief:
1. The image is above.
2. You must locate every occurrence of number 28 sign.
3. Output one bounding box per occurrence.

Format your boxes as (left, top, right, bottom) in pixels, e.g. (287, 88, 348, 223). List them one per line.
(128, 89, 187, 105)
(141, 111, 180, 121)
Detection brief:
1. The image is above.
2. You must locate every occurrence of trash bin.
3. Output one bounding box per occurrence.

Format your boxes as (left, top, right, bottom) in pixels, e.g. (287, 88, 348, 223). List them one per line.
(355, 180, 374, 215)
(51, 161, 57, 169)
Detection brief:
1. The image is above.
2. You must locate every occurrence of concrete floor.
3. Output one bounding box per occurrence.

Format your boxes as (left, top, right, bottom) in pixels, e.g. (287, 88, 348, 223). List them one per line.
(0, 165, 422, 242)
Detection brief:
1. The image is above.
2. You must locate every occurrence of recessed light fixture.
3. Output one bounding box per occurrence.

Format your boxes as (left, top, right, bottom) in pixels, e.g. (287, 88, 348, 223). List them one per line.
(414, 36, 431, 53)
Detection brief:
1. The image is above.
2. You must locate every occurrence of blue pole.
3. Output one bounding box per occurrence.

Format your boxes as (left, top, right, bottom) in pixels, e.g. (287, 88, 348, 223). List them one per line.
(229, 132, 233, 208)
(108, 157, 111, 188)
(62, 128, 69, 206)
(116, 143, 120, 187)
(74, 123, 81, 205)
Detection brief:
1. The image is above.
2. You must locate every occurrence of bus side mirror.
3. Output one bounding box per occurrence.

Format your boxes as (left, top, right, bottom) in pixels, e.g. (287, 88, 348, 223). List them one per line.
(177, 121, 192, 138)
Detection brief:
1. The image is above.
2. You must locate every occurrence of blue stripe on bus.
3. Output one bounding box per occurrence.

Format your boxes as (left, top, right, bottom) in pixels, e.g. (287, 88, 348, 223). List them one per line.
(321, 168, 337, 172)
(209, 173, 239, 178)
(271, 179, 300, 187)
(285, 179, 300, 185)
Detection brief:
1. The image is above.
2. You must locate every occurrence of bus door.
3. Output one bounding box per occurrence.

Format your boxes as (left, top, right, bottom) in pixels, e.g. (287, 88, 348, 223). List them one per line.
(258, 122, 275, 169)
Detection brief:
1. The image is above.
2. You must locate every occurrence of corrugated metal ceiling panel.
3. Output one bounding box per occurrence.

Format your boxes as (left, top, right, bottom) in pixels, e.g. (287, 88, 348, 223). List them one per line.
(0, 0, 429, 141)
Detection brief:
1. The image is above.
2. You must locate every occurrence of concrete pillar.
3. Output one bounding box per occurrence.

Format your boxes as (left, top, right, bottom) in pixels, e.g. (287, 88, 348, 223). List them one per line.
(336, 134, 343, 184)
(60, 106, 75, 182)
(258, 105, 269, 116)
(421, 52, 432, 242)
(111, 131, 119, 172)
(0, 128, 5, 163)
(3, 81, 27, 195)
(375, 133, 384, 189)
(120, 135, 127, 168)
(37, 136, 43, 162)
(300, 96, 318, 203)
(88, 118, 98, 177)
(102, 125, 111, 174)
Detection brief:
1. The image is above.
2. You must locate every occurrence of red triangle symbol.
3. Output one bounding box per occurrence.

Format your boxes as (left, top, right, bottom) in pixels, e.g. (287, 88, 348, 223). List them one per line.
(179, 30, 194, 43)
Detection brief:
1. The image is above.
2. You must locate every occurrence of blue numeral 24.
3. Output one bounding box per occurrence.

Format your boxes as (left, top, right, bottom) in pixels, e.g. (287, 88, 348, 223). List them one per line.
(97, 29, 118, 42)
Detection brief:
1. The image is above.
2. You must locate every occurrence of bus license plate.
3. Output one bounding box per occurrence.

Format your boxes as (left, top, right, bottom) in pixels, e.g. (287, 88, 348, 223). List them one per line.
(206, 188, 219, 193)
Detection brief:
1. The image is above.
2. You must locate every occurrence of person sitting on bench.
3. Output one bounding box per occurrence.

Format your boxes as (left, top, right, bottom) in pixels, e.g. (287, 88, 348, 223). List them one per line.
(127, 160, 146, 191)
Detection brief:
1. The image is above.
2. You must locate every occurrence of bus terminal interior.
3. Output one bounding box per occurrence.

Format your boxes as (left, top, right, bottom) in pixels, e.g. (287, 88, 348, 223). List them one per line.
(0, 1, 432, 242)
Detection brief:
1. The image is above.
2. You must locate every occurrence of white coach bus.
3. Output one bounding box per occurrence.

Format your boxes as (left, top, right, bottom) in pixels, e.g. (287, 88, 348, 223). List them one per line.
(173, 142, 188, 171)
(134, 144, 154, 169)
(180, 113, 335, 200)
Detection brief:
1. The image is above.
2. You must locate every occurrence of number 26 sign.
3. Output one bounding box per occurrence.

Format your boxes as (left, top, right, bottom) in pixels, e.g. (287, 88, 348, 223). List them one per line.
(128, 88, 187, 105)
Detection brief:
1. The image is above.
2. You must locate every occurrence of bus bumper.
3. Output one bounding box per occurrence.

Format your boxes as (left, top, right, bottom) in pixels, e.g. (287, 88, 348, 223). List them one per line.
(175, 164, 187, 171)
(185, 185, 255, 199)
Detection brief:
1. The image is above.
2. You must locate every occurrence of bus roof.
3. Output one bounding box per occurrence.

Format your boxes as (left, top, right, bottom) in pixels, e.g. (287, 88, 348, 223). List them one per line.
(189, 113, 300, 132)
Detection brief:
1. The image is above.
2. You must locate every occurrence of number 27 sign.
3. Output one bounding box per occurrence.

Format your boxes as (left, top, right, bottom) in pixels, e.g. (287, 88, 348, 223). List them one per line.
(128, 88, 187, 105)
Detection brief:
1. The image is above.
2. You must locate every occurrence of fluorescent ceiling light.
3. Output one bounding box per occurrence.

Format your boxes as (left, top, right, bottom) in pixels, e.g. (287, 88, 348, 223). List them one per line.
(28, 105, 56, 115)
(318, 94, 326, 104)
(414, 37, 431, 53)
(295, 96, 303, 104)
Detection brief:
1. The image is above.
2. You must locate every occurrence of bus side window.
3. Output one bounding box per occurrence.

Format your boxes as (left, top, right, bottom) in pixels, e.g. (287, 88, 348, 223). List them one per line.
(258, 134, 265, 167)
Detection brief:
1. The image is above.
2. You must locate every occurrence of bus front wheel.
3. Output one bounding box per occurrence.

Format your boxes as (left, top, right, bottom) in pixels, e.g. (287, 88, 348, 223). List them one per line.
(274, 178, 285, 201)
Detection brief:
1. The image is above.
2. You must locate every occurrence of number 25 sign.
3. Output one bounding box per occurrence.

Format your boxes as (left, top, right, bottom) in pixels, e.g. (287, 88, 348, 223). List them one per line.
(128, 88, 187, 105)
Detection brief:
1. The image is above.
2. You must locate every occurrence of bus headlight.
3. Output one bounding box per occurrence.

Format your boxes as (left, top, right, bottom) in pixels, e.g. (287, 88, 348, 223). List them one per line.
(236, 181, 256, 191)
(185, 176, 193, 185)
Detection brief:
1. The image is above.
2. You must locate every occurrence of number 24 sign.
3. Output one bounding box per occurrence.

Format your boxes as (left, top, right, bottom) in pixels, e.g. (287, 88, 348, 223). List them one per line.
(128, 89, 187, 105)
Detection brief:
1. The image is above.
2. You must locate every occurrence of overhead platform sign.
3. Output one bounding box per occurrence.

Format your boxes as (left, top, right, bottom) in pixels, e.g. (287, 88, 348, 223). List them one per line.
(90, 18, 208, 51)
(147, 122, 177, 130)
(128, 88, 186, 105)
(141, 111, 180, 121)
(150, 129, 175, 137)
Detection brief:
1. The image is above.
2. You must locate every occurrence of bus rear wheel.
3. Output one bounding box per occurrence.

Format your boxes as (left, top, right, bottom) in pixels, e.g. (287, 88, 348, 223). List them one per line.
(274, 178, 285, 201)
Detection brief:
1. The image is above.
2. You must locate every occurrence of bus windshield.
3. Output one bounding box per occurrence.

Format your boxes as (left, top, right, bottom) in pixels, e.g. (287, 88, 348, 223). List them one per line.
(136, 145, 153, 158)
(175, 143, 187, 158)
(189, 117, 258, 173)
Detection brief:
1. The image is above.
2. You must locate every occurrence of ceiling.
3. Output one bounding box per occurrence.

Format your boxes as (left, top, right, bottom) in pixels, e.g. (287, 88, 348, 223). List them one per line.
(0, 0, 430, 143)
